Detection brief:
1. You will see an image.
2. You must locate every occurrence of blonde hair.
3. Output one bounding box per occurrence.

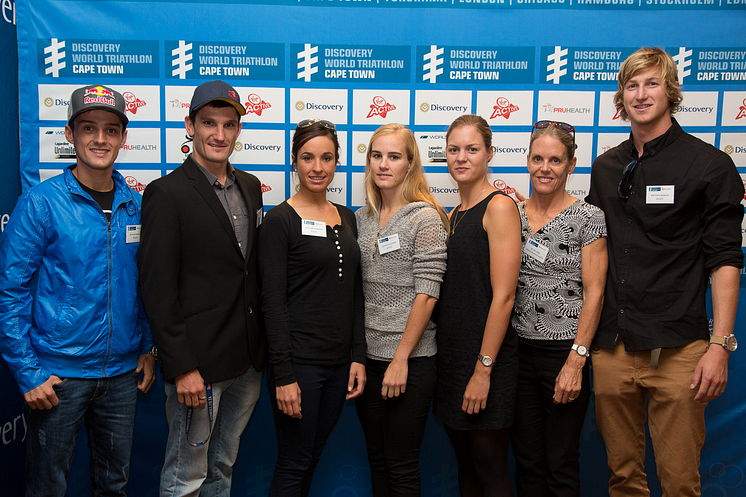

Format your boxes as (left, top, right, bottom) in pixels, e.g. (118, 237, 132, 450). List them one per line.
(614, 47, 682, 121)
(364, 123, 449, 232)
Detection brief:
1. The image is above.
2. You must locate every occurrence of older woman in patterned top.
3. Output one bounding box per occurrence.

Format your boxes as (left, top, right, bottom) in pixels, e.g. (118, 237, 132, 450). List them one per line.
(510, 121, 608, 497)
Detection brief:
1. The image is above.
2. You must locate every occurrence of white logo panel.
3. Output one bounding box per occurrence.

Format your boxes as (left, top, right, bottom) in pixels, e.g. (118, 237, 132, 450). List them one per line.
(721, 92, 746, 127)
(352, 90, 410, 125)
(476, 91, 533, 126)
(575, 133, 593, 168)
(415, 131, 449, 166)
(232, 129, 285, 166)
(596, 133, 628, 158)
(675, 92, 718, 127)
(165, 128, 193, 164)
(118, 169, 162, 194)
(597, 91, 628, 127)
(245, 170, 286, 207)
(165, 86, 196, 122)
(415, 90, 471, 126)
(720, 133, 746, 167)
(489, 173, 529, 202)
(352, 131, 375, 166)
(492, 133, 530, 167)
(39, 128, 73, 163)
(237, 87, 285, 124)
(537, 91, 595, 127)
(39, 84, 161, 122)
(118, 128, 160, 163)
(290, 88, 348, 124)
(565, 173, 591, 201)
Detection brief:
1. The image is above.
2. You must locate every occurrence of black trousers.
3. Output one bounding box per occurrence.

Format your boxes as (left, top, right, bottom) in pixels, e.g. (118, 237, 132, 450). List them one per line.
(355, 356, 437, 497)
(511, 340, 591, 497)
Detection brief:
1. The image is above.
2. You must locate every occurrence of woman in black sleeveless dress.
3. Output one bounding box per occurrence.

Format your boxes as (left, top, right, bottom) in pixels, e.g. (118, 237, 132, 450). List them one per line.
(434, 115, 521, 497)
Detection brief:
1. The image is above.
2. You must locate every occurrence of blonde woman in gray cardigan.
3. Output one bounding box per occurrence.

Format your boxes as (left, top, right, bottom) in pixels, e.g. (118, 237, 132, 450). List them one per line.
(355, 123, 449, 497)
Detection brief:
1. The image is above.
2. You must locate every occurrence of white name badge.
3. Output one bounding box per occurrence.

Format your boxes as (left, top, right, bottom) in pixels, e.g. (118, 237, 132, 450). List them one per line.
(377, 233, 401, 255)
(126, 225, 141, 244)
(524, 238, 549, 263)
(256, 208, 263, 228)
(646, 185, 675, 204)
(301, 219, 327, 237)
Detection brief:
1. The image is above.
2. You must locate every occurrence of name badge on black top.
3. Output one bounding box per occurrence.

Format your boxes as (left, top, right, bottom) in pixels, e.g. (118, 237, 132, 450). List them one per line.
(301, 219, 327, 237)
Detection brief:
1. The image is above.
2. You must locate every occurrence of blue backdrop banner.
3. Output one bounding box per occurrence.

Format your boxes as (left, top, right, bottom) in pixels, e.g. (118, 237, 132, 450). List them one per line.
(4, 1, 746, 496)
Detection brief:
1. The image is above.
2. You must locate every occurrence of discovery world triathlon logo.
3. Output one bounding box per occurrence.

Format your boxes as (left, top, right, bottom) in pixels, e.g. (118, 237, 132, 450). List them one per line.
(43, 38, 66, 77)
(545, 47, 568, 84)
(245, 93, 271, 116)
(297, 44, 319, 82)
(422, 45, 444, 84)
(171, 40, 193, 79)
(367, 96, 396, 118)
(490, 97, 519, 119)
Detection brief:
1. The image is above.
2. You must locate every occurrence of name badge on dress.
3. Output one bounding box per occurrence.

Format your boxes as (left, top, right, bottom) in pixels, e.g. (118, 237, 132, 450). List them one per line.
(126, 225, 141, 244)
(256, 208, 263, 227)
(524, 238, 549, 263)
(377, 234, 401, 255)
(301, 219, 327, 237)
(646, 185, 674, 204)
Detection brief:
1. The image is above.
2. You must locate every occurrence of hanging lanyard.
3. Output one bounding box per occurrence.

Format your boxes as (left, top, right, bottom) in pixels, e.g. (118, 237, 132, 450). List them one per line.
(185, 383, 213, 447)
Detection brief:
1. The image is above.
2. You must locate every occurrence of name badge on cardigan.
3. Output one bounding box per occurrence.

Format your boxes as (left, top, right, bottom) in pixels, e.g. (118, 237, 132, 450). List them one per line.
(301, 219, 327, 237)
(377, 234, 401, 255)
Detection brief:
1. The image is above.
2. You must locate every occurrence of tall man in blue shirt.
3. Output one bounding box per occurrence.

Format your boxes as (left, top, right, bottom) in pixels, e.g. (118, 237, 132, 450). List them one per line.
(587, 47, 743, 496)
(0, 84, 155, 496)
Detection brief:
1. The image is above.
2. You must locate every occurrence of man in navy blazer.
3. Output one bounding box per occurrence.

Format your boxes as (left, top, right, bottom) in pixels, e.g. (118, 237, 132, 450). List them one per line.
(139, 80, 267, 497)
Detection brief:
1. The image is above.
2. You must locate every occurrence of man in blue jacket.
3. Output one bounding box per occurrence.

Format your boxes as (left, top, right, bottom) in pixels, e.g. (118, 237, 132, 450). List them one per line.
(0, 84, 155, 497)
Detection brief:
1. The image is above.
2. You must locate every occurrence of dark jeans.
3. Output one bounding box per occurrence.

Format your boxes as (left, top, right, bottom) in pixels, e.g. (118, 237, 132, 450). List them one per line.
(355, 356, 437, 497)
(25, 371, 139, 497)
(511, 340, 591, 497)
(266, 361, 350, 497)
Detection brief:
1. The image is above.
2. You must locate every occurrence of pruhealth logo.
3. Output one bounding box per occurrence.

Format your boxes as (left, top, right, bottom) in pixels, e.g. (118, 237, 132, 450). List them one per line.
(172, 41, 193, 79)
(546, 46, 568, 85)
(297, 44, 319, 82)
(44, 38, 66, 77)
(672, 47, 692, 83)
(422, 46, 444, 84)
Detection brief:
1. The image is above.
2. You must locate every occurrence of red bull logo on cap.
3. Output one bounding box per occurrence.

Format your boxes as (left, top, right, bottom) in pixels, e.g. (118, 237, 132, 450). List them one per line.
(85, 86, 115, 98)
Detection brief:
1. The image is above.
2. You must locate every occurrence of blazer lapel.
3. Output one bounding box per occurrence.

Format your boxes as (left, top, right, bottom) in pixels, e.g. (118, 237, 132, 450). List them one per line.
(183, 157, 243, 257)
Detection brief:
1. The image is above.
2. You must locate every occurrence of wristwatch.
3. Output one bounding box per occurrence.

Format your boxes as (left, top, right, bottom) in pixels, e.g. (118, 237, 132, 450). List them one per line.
(709, 334, 737, 352)
(149, 345, 159, 360)
(571, 343, 589, 357)
(478, 353, 494, 367)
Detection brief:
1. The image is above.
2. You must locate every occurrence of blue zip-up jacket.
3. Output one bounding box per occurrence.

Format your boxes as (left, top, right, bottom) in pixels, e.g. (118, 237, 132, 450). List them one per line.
(0, 166, 153, 394)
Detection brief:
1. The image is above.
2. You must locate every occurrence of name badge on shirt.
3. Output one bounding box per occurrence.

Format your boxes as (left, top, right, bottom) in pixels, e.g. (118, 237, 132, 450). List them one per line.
(256, 208, 263, 228)
(126, 225, 141, 244)
(646, 185, 675, 204)
(524, 239, 548, 263)
(301, 219, 327, 237)
(377, 234, 401, 255)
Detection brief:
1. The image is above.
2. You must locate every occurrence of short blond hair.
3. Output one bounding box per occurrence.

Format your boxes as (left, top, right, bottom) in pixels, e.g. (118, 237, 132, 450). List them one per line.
(614, 47, 683, 121)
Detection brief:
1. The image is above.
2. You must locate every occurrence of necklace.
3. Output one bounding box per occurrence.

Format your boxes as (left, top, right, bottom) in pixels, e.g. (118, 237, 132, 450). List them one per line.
(450, 187, 486, 236)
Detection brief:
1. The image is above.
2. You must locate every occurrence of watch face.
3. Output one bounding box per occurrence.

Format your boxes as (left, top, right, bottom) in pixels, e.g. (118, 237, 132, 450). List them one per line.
(480, 355, 493, 367)
(577, 345, 588, 356)
(726, 336, 738, 352)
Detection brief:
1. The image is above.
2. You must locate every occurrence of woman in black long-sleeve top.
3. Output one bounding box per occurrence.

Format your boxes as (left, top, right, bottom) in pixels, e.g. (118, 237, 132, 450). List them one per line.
(258, 119, 366, 497)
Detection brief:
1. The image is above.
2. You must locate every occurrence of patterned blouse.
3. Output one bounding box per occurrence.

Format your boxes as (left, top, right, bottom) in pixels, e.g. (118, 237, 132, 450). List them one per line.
(512, 199, 606, 342)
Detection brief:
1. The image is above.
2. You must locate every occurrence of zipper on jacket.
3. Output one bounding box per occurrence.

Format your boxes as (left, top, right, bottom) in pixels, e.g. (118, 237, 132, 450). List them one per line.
(101, 198, 130, 377)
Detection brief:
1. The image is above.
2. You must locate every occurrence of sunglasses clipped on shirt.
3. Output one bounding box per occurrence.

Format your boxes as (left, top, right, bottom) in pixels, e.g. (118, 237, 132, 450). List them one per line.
(617, 158, 639, 200)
